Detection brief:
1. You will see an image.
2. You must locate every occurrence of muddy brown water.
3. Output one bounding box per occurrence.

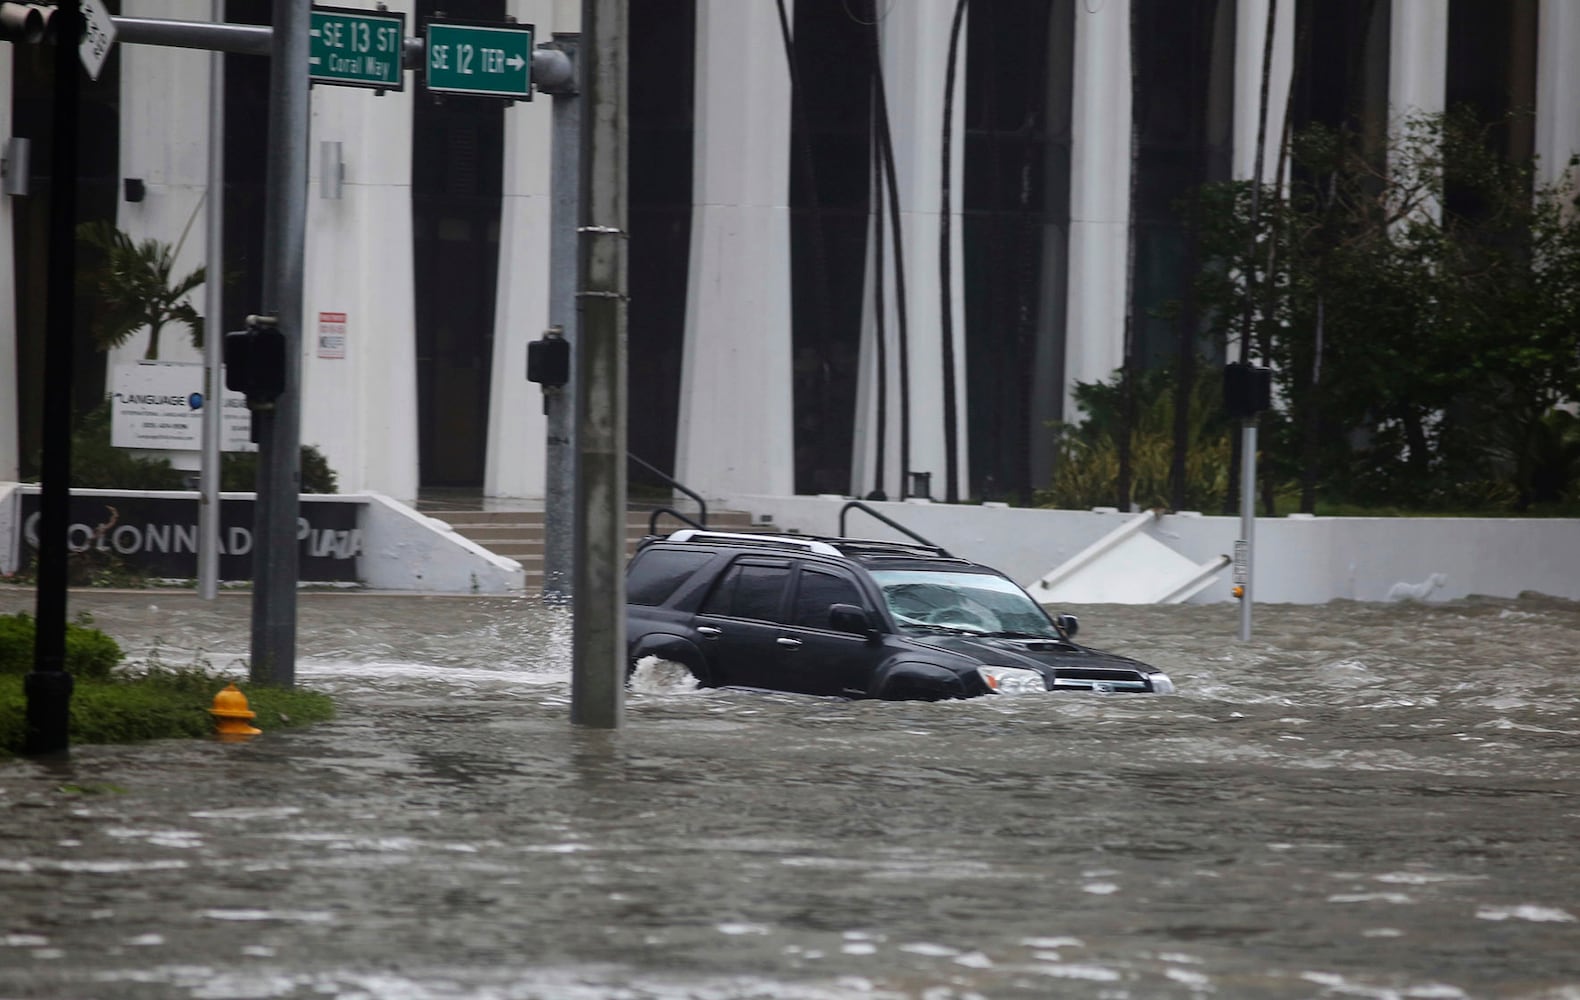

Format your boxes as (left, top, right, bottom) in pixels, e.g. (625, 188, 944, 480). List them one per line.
(2, 588, 1578, 999)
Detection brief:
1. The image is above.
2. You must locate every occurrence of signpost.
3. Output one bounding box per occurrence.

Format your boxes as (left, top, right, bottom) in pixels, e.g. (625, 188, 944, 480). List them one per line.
(309, 5, 404, 90)
(425, 19, 534, 99)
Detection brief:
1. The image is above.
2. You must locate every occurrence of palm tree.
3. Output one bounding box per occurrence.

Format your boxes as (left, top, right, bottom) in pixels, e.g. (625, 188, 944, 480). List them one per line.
(77, 219, 205, 361)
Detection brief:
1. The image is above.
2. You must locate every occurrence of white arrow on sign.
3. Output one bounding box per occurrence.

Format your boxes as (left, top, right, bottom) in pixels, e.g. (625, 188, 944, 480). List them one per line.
(506, 53, 525, 70)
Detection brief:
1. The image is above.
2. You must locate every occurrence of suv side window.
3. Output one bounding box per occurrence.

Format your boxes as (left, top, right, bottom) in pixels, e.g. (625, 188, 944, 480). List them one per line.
(626, 548, 715, 606)
(791, 567, 865, 629)
(700, 560, 791, 622)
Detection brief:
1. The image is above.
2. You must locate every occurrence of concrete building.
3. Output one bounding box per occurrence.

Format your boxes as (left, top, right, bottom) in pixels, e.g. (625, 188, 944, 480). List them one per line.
(3, 0, 1576, 508)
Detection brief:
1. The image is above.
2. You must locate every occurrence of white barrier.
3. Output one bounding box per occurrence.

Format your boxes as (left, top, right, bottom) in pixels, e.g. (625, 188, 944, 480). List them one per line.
(720, 494, 1580, 605)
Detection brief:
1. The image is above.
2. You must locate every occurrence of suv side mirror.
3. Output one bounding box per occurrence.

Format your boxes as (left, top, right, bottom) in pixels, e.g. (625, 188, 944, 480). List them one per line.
(1054, 613, 1079, 639)
(829, 603, 878, 641)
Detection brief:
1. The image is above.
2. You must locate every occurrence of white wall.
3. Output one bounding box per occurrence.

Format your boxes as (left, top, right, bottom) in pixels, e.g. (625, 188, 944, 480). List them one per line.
(485, 0, 574, 499)
(1063, 0, 1131, 419)
(674, 0, 795, 499)
(1389, 0, 1447, 122)
(112, 0, 213, 376)
(1234, 0, 1296, 184)
(718, 494, 1580, 606)
(1537, 0, 1580, 189)
(302, 6, 419, 502)
(108, 1, 420, 500)
(849, 0, 969, 502)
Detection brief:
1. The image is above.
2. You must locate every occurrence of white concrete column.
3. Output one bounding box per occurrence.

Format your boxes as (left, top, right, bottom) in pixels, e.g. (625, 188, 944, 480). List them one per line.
(112, 0, 212, 374)
(0, 44, 18, 481)
(1232, 0, 1296, 183)
(849, 0, 968, 501)
(484, 0, 573, 499)
(301, 1, 419, 501)
(1064, 0, 1132, 418)
(1389, 0, 1448, 123)
(1536, 0, 1580, 188)
(675, 0, 795, 498)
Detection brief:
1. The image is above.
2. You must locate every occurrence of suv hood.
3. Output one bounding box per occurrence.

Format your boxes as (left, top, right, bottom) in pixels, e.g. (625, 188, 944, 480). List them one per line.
(921, 634, 1172, 693)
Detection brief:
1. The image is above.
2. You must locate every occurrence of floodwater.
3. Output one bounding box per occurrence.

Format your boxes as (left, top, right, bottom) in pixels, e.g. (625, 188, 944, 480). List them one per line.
(2, 588, 1578, 999)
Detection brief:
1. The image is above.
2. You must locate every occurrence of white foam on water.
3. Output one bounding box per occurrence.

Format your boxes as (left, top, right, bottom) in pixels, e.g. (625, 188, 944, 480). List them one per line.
(629, 655, 702, 694)
(1476, 904, 1575, 923)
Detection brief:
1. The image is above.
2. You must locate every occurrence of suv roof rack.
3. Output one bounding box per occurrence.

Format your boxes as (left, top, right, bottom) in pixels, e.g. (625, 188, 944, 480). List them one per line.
(663, 529, 962, 563)
(830, 537, 956, 560)
(664, 529, 845, 556)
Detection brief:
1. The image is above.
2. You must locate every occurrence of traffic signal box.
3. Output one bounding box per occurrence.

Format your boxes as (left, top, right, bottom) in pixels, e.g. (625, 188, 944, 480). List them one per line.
(224, 323, 287, 404)
(1223, 361, 1272, 420)
(0, 3, 55, 45)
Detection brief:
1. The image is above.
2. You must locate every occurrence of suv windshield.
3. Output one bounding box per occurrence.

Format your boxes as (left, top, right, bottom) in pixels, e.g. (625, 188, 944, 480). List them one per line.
(870, 569, 1058, 638)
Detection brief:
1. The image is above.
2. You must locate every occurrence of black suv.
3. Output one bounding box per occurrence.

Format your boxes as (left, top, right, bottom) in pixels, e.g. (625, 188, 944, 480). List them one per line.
(625, 528, 1174, 700)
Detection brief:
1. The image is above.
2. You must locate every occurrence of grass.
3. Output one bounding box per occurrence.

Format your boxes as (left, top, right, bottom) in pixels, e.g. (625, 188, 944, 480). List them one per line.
(0, 612, 335, 758)
(0, 666, 336, 758)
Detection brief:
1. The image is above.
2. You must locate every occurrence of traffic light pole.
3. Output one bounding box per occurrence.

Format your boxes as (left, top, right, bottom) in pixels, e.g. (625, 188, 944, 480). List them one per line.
(24, 1, 81, 756)
(541, 35, 580, 604)
(571, 0, 627, 729)
(1238, 420, 1256, 642)
(249, 0, 309, 687)
(198, 0, 226, 601)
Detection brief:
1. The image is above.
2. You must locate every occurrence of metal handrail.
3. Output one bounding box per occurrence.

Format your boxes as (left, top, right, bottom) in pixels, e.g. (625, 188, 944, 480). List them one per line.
(627, 452, 707, 527)
(838, 501, 951, 557)
(647, 506, 705, 535)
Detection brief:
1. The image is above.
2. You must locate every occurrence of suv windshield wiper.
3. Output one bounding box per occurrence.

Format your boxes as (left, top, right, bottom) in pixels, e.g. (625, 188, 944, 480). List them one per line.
(899, 620, 981, 636)
(979, 630, 1060, 640)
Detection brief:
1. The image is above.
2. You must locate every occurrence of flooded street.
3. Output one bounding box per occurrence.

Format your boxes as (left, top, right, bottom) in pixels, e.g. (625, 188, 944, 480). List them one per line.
(2, 588, 1578, 999)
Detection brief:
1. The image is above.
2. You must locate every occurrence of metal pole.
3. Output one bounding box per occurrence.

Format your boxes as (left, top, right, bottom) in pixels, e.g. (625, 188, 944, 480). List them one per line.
(250, 0, 309, 687)
(199, 0, 226, 601)
(571, 0, 626, 728)
(1238, 419, 1256, 642)
(542, 35, 580, 604)
(110, 15, 273, 55)
(24, 0, 81, 756)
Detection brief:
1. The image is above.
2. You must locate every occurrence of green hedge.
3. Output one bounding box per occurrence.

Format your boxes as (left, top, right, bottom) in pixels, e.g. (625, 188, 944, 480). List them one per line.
(0, 612, 123, 680)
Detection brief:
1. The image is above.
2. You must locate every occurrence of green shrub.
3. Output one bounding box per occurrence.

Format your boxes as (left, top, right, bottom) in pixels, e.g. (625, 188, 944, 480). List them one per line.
(0, 612, 123, 680)
(66, 402, 187, 490)
(1039, 368, 1232, 512)
(222, 444, 339, 494)
(31, 401, 341, 495)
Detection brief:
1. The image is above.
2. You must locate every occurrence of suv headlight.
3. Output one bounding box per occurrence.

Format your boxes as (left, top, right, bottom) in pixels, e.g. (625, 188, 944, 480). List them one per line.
(977, 665, 1047, 695)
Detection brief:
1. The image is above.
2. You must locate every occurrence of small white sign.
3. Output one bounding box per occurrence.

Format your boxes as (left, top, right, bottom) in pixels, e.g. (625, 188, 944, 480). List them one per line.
(111, 362, 255, 452)
(1233, 539, 1249, 585)
(318, 311, 347, 359)
(79, 0, 118, 82)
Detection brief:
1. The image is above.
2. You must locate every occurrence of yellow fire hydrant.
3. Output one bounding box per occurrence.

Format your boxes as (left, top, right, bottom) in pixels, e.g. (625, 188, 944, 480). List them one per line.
(210, 683, 262, 739)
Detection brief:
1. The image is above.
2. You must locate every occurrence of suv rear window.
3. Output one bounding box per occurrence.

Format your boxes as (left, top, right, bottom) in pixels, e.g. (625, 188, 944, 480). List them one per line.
(626, 548, 714, 606)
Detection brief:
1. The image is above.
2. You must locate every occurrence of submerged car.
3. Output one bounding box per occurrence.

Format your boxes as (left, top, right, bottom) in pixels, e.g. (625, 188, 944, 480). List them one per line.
(625, 527, 1173, 700)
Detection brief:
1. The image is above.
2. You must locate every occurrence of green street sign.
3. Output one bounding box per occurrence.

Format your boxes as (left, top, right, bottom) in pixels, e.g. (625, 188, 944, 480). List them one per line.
(425, 20, 535, 100)
(310, 6, 406, 91)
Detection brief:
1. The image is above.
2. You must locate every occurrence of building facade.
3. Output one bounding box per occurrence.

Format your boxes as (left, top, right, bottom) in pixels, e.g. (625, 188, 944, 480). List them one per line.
(3, 0, 1577, 506)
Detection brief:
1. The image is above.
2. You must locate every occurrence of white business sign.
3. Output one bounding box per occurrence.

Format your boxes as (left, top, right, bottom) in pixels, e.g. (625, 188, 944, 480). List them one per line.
(111, 362, 255, 452)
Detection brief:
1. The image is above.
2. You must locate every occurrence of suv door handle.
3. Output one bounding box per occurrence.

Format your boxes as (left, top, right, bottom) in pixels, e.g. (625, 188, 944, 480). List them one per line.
(697, 626, 722, 639)
(776, 637, 803, 649)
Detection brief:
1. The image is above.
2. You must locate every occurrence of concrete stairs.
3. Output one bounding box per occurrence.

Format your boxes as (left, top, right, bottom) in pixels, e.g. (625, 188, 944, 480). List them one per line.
(421, 506, 763, 593)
